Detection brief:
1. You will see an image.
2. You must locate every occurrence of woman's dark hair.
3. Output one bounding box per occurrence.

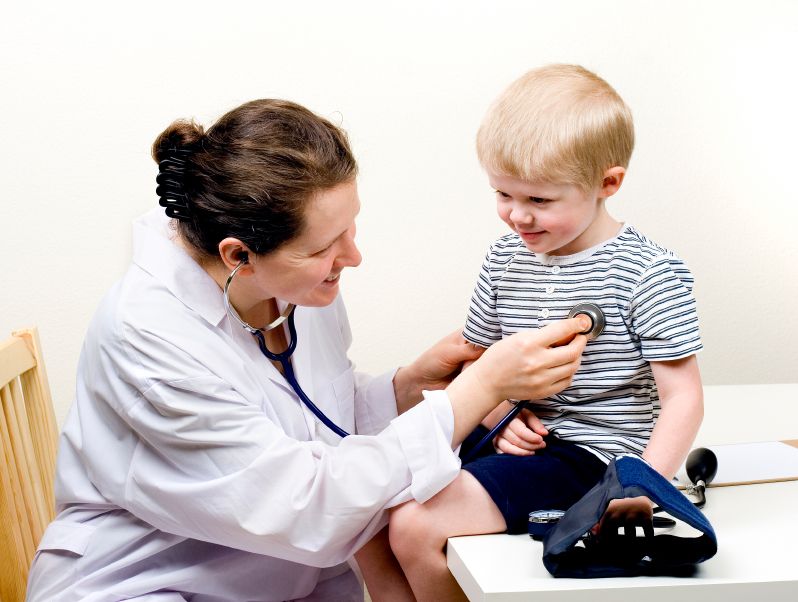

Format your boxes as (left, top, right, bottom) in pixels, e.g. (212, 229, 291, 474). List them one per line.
(151, 99, 358, 257)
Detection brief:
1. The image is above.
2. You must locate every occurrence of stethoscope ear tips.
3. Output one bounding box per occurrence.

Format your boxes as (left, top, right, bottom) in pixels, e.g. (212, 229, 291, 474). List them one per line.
(567, 303, 606, 340)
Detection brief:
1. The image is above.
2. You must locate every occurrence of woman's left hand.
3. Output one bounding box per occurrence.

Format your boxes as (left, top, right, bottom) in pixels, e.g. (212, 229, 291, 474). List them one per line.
(393, 330, 485, 412)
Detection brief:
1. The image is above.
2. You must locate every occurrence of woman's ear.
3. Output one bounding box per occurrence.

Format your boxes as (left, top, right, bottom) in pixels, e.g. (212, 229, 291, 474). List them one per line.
(218, 237, 252, 272)
(600, 166, 626, 198)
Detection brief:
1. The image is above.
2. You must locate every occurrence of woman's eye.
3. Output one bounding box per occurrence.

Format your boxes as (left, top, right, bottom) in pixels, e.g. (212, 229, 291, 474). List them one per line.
(311, 242, 335, 256)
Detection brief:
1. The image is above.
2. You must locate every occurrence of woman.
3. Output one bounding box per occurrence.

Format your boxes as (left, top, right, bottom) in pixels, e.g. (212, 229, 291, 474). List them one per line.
(26, 99, 589, 601)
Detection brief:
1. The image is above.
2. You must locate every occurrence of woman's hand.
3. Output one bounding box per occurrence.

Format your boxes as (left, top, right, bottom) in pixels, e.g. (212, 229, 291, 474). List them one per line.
(393, 330, 485, 413)
(446, 317, 589, 446)
(492, 407, 549, 456)
(465, 317, 589, 404)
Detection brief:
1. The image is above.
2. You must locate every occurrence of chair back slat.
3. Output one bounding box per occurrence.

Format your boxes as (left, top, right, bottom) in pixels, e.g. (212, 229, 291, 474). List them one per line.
(6, 379, 49, 538)
(14, 330, 58, 514)
(0, 328, 58, 602)
(0, 385, 37, 577)
(0, 441, 30, 602)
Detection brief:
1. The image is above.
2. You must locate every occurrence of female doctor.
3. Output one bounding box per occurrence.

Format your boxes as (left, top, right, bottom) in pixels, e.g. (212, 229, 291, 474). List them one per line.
(26, 99, 589, 601)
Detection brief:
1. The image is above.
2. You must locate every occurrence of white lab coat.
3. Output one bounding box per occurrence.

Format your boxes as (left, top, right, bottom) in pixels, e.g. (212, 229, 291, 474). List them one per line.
(26, 210, 461, 602)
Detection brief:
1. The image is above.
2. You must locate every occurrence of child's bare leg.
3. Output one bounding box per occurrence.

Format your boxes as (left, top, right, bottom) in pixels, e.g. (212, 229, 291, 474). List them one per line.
(389, 471, 506, 602)
(354, 525, 415, 601)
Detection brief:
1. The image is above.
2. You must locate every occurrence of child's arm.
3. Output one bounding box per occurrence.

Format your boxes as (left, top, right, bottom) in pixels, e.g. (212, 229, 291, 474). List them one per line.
(597, 354, 703, 538)
(644, 354, 704, 479)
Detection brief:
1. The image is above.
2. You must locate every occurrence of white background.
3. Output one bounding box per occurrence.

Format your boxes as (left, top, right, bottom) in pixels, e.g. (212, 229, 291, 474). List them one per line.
(2, 0, 796, 425)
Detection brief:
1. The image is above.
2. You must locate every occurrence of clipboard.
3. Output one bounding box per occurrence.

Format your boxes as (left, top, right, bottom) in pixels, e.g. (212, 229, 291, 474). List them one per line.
(677, 439, 798, 488)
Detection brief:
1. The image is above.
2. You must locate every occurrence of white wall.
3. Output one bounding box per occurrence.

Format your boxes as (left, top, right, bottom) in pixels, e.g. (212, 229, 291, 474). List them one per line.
(2, 0, 796, 425)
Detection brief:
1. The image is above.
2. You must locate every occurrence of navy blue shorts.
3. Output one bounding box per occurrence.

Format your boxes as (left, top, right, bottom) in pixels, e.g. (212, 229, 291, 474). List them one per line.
(460, 426, 607, 534)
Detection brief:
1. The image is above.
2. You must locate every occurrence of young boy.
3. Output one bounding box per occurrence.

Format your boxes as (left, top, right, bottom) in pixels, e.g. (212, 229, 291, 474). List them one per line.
(387, 64, 705, 599)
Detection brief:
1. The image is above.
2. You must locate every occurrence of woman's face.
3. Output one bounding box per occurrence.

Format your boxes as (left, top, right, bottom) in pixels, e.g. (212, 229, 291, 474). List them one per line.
(250, 180, 362, 307)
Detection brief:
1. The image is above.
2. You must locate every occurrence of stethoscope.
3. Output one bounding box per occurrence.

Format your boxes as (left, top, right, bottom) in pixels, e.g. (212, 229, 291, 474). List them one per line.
(225, 258, 609, 445)
(461, 303, 607, 464)
(224, 260, 350, 438)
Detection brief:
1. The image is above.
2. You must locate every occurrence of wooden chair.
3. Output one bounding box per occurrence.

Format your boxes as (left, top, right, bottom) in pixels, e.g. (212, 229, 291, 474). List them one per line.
(0, 328, 59, 602)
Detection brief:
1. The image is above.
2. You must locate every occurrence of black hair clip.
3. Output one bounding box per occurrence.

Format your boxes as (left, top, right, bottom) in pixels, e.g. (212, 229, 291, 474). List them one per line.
(156, 147, 194, 222)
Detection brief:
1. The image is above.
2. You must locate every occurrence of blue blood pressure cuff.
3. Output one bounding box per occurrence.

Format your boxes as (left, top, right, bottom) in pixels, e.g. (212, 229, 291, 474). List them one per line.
(542, 455, 717, 578)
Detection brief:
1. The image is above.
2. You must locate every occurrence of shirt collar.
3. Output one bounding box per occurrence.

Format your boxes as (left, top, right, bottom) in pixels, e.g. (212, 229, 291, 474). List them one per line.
(535, 223, 632, 266)
(132, 209, 227, 327)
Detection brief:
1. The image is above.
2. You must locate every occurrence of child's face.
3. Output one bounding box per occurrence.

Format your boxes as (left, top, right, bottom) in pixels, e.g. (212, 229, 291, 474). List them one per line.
(489, 172, 618, 256)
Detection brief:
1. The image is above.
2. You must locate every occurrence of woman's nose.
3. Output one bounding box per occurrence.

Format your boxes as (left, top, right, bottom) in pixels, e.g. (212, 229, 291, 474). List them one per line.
(337, 231, 362, 268)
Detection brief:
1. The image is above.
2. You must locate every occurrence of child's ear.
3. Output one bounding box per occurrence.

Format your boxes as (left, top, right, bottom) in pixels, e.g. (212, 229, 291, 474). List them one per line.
(600, 166, 626, 198)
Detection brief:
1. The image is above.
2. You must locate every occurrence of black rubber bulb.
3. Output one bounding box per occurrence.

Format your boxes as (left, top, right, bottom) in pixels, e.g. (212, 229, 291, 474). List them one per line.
(686, 447, 718, 486)
(685, 447, 718, 509)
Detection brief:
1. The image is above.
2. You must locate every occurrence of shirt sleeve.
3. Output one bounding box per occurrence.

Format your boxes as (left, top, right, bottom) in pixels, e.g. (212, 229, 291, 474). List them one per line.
(103, 327, 459, 569)
(463, 244, 503, 347)
(631, 253, 703, 361)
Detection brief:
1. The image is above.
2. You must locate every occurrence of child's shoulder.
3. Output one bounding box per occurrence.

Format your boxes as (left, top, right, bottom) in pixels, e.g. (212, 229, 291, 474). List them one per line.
(484, 232, 526, 263)
(612, 225, 695, 286)
(613, 225, 679, 261)
(492, 232, 525, 249)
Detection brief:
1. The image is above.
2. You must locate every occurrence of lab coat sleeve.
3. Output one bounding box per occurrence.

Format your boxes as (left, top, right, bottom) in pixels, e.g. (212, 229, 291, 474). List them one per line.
(112, 334, 459, 567)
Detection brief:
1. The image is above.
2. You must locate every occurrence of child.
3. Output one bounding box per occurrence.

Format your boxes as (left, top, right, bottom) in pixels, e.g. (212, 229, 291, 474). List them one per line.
(386, 64, 705, 600)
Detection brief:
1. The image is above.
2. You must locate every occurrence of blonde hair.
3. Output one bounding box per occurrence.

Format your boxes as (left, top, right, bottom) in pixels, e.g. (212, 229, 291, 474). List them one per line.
(476, 64, 634, 191)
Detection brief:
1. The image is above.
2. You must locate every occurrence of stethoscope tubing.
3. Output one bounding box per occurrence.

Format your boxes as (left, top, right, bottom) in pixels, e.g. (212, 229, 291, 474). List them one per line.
(252, 310, 351, 439)
(461, 400, 530, 464)
(224, 260, 350, 439)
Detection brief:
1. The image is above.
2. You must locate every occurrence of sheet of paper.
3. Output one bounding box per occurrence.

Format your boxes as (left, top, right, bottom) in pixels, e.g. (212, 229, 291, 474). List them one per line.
(676, 441, 798, 486)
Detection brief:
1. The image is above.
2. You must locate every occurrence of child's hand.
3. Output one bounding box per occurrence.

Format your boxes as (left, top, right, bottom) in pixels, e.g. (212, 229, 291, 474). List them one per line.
(493, 408, 549, 456)
(592, 496, 654, 542)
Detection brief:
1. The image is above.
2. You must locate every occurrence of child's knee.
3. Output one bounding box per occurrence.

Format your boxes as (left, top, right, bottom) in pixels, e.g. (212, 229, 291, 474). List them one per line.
(389, 502, 437, 558)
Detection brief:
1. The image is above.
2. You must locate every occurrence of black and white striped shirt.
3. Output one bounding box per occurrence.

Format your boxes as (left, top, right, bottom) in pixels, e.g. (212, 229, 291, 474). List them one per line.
(463, 224, 703, 462)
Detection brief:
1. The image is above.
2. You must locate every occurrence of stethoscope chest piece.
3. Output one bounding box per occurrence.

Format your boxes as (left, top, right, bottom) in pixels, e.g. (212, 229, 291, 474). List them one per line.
(568, 303, 605, 340)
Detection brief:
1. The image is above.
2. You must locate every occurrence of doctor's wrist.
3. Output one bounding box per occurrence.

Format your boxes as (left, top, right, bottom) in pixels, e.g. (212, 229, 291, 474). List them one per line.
(392, 366, 425, 414)
(446, 367, 503, 445)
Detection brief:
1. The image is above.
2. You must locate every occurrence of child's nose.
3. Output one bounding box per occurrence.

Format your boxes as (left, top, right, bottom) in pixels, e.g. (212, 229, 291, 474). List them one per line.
(510, 205, 534, 225)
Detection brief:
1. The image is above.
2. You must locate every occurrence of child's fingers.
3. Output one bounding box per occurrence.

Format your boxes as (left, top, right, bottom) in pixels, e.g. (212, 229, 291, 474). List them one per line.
(504, 419, 545, 449)
(494, 436, 535, 456)
(496, 423, 536, 450)
(520, 409, 549, 436)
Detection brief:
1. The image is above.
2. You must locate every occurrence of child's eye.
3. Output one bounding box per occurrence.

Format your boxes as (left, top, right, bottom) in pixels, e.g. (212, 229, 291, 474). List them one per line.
(529, 197, 550, 204)
(495, 190, 511, 198)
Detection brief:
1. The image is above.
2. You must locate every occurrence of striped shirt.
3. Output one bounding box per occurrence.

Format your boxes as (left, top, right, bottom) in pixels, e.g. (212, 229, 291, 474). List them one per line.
(463, 224, 703, 462)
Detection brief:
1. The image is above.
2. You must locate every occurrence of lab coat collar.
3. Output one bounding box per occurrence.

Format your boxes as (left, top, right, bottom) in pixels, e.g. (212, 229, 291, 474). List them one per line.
(132, 209, 227, 328)
(132, 210, 320, 412)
